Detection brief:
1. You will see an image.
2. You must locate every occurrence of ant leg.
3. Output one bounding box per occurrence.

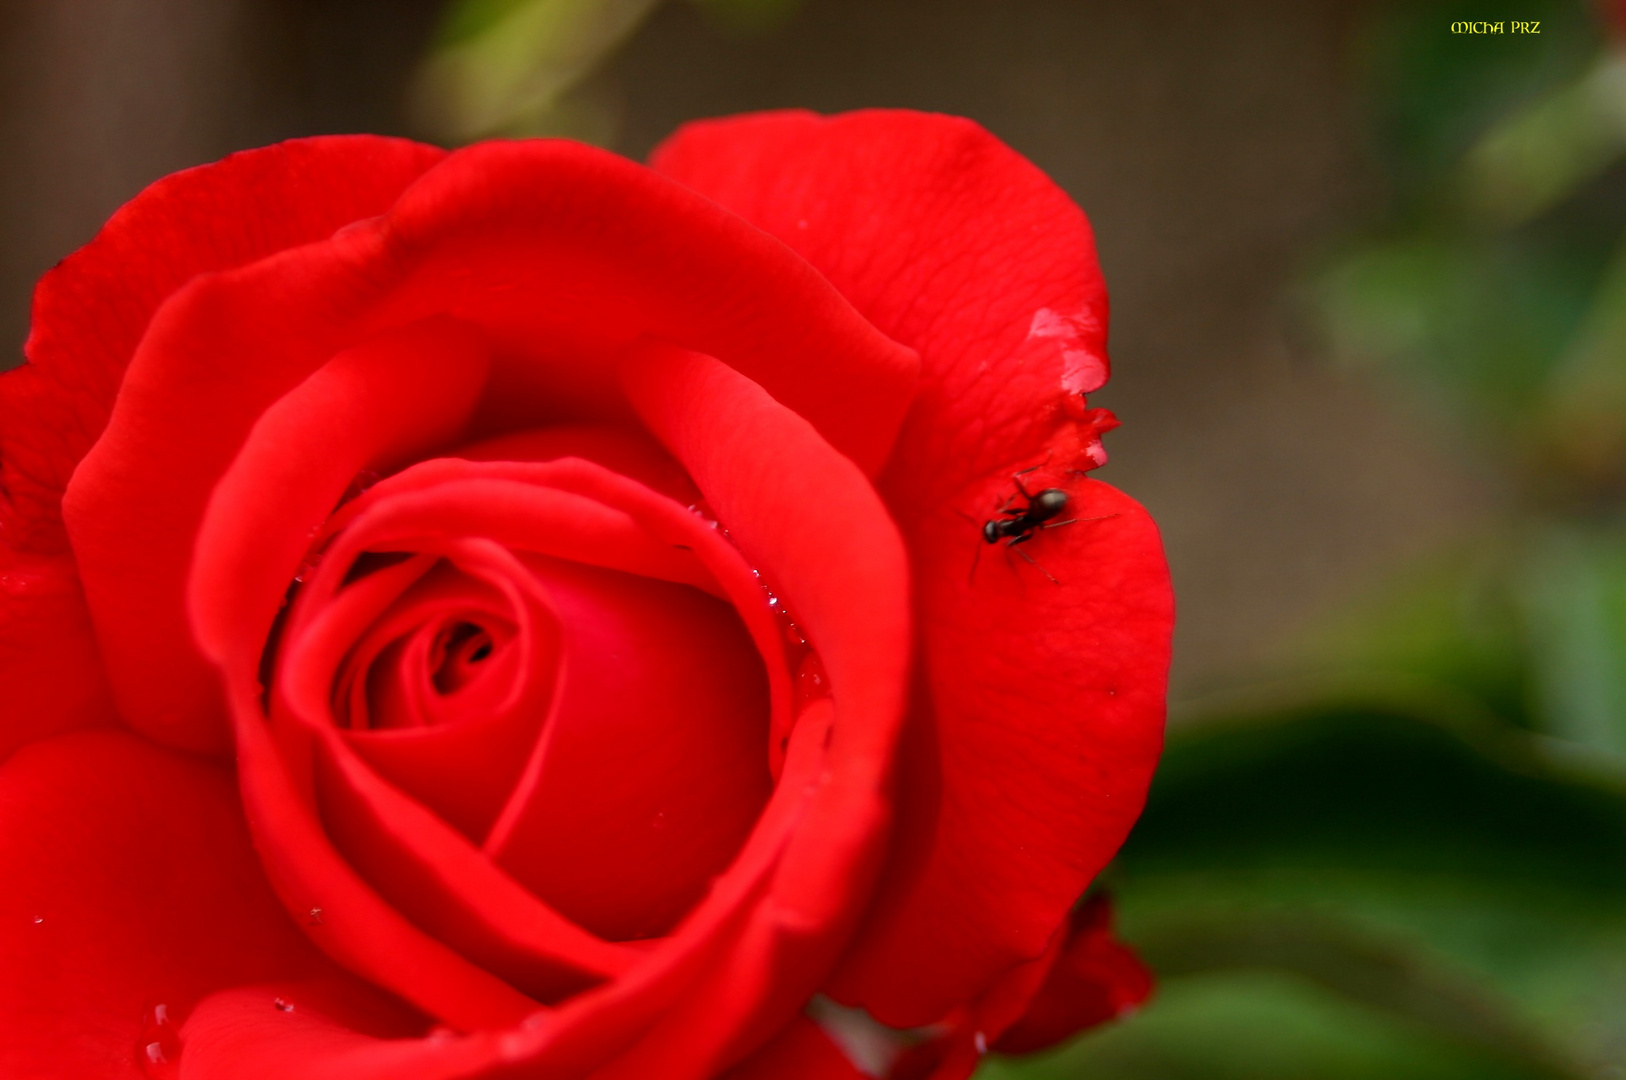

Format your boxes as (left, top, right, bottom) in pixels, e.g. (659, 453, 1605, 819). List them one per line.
(1011, 452, 1056, 499)
(954, 507, 989, 586)
(1007, 540, 1060, 585)
(1038, 511, 1121, 531)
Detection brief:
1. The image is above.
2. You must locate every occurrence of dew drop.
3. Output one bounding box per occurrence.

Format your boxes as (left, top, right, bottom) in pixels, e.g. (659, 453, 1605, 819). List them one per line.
(273, 997, 294, 1013)
(340, 467, 382, 506)
(306, 907, 323, 926)
(137, 1003, 181, 1078)
(794, 651, 831, 708)
(31, 915, 42, 925)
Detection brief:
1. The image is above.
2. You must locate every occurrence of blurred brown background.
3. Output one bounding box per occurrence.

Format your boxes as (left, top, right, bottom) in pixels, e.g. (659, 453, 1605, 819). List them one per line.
(0, 0, 1492, 703)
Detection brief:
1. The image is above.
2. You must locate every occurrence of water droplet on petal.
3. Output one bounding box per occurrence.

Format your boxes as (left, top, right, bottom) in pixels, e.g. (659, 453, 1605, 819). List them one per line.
(306, 907, 323, 926)
(31, 915, 42, 925)
(273, 997, 294, 1013)
(137, 1003, 181, 1078)
(795, 651, 830, 708)
(340, 468, 382, 506)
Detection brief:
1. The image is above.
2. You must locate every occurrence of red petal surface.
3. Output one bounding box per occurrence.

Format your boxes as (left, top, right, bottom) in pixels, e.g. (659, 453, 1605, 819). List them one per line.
(66, 137, 915, 755)
(483, 557, 771, 942)
(0, 730, 355, 1078)
(0, 549, 116, 762)
(654, 111, 1172, 1024)
(180, 981, 488, 1080)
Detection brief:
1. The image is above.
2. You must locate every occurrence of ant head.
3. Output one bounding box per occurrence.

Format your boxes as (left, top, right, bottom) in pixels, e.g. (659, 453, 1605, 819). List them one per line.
(982, 520, 1002, 544)
(1034, 488, 1068, 515)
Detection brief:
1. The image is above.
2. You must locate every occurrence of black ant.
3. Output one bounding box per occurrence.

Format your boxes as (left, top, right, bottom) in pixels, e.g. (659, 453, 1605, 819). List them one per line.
(969, 466, 1113, 584)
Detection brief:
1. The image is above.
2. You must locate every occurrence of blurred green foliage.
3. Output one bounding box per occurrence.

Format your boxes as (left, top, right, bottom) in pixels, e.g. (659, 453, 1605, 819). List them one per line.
(995, 2, 1626, 1077)
(412, 0, 803, 143)
(1320, 0, 1626, 501)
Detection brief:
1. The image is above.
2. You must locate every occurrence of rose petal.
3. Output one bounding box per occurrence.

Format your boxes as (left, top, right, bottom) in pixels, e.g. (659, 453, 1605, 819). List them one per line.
(452, 422, 699, 507)
(825, 476, 1169, 1024)
(180, 981, 494, 1080)
(0, 730, 353, 1078)
(310, 689, 642, 1002)
(67, 137, 916, 754)
(889, 895, 1148, 1079)
(993, 895, 1153, 1054)
(653, 110, 1172, 1022)
(284, 548, 550, 835)
(2, 135, 443, 556)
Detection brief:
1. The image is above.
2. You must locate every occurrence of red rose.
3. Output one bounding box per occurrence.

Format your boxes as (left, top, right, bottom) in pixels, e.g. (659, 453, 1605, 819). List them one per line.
(0, 111, 1172, 1079)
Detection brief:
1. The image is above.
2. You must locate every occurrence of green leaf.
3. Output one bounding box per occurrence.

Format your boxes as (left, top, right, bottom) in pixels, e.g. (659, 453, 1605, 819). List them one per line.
(1460, 54, 1626, 226)
(979, 972, 1585, 1080)
(413, 0, 665, 141)
(1037, 703, 1626, 1078)
(1354, 0, 1599, 202)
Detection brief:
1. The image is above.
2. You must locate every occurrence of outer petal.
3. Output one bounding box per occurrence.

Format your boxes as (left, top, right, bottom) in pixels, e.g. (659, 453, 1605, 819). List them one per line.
(993, 895, 1153, 1055)
(653, 111, 1173, 1023)
(64, 137, 915, 755)
(0, 729, 378, 1079)
(1, 135, 445, 556)
(651, 108, 1109, 505)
